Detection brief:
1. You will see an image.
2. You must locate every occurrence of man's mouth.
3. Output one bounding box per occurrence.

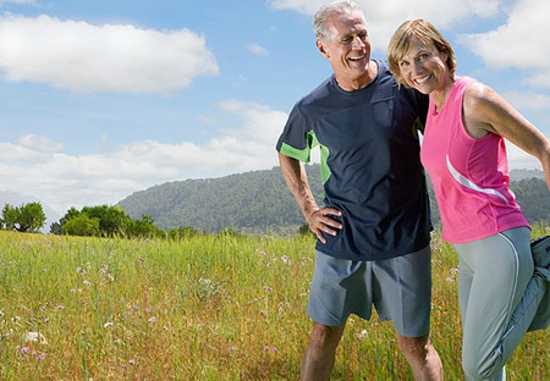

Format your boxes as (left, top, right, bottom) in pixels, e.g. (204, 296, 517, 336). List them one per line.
(348, 55, 365, 61)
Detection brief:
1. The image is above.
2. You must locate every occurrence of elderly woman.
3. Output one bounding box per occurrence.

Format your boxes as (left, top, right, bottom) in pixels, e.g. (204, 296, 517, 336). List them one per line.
(387, 19, 550, 381)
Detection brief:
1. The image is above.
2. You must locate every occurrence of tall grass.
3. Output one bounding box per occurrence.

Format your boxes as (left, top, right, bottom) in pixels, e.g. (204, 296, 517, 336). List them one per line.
(0, 228, 549, 380)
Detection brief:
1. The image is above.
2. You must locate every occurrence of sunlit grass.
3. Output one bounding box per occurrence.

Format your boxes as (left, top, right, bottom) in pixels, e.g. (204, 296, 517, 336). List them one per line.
(0, 227, 549, 380)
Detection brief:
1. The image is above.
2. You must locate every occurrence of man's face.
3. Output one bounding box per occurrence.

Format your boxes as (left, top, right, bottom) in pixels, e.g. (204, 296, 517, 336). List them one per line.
(317, 11, 371, 82)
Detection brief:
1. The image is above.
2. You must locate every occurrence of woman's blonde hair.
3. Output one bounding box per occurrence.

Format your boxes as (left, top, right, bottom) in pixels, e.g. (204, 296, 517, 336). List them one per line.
(387, 19, 457, 87)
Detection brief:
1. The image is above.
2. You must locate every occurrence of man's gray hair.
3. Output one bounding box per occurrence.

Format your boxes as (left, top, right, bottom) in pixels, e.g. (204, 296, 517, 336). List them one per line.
(313, 1, 363, 42)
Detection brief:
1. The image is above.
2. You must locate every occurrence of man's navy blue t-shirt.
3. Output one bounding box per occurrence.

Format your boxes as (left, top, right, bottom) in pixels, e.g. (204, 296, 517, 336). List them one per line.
(276, 61, 431, 261)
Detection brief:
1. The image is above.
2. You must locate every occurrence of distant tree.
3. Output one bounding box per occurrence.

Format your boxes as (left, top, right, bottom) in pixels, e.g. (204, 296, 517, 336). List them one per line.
(50, 221, 62, 235)
(511, 177, 550, 224)
(57, 205, 165, 238)
(64, 207, 82, 221)
(126, 215, 163, 238)
(50, 207, 79, 235)
(167, 226, 200, 240)
(81, 205, 130, 237)
(1, 202, 46, 233)
(62, 214, 100, 237)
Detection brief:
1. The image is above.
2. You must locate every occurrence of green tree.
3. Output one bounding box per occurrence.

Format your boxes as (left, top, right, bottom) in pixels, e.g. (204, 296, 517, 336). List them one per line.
(82, 205, 131, 237)
(126, 215, 162, 238)
(1, 202, 46, 233)
(167, 226, 200, 240)
(62, 214, 100, 237)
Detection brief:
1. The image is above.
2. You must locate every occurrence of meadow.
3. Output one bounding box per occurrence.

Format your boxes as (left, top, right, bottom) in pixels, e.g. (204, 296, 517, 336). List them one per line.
(0, 228, 549, 380)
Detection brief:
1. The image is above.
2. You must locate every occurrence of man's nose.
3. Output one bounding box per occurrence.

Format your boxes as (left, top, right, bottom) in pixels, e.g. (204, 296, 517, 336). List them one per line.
(351, 36, 365, 49)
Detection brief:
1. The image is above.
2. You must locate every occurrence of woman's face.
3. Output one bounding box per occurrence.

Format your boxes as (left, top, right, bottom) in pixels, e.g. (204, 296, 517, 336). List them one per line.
(397, 37, 449, 95)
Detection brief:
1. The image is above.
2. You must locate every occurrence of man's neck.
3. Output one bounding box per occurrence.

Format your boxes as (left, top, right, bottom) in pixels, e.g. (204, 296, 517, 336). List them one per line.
(336, 60, 378, 91)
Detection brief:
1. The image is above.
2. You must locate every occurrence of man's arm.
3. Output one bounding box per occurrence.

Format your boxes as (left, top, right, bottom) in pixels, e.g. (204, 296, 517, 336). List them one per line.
(278, 152, 341, 243)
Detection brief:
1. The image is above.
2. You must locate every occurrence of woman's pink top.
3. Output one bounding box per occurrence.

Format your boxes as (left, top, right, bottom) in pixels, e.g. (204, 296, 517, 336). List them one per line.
(421, 76, 529, 243)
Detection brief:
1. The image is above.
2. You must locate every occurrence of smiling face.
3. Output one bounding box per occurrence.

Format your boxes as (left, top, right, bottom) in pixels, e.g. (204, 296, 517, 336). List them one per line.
(316, 10, 372, 90)
(397, 37, 450, 96)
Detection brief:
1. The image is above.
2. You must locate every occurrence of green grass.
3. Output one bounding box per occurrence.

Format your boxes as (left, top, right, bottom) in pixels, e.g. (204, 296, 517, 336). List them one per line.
(0, 228, 549, 380)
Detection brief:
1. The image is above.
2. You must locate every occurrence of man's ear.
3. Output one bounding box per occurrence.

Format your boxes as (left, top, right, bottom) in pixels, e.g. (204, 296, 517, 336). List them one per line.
(317, 40, 330, 59)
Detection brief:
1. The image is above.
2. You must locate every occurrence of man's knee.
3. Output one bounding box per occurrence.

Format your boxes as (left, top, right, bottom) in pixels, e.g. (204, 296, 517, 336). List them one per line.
(396, 333, 440, 366)
(397, 334, 430, 355)
(309, 322, 345, 351)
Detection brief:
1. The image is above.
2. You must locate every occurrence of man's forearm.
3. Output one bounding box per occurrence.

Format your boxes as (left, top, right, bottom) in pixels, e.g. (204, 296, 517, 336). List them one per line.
(278, 152, 319, 219)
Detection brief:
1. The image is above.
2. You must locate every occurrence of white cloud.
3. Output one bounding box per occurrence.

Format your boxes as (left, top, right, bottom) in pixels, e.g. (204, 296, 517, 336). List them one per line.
(501, 91, 550, 129)
(502, 91, 550, 111)
(247, 43, 269, 56)
(18, 133, 64, 152)
(0, 0, 35, 4)
(270, 0, 503, 50)
(269, 0, 326, 15)
(506, 141, 542, 170)
(0, 13, 220, 94)
(0, 102, 287, 214)
(457, 0, 550, 87)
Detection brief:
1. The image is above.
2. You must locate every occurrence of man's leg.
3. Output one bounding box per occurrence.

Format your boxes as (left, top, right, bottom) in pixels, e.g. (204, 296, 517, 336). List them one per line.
(301, 322, 346, 381)
(397, 333, 443, 381)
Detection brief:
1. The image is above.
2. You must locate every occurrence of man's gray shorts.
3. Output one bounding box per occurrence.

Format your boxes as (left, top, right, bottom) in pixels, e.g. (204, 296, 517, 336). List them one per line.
(307, 246, 432, 338)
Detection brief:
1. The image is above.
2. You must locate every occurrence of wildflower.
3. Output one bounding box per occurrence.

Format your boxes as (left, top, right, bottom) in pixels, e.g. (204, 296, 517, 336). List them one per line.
(129, 359, 136, 365)
(104, 322, 114, 328)
(83, 280, 91, 286)
(21, 347, 30, 355)
(37, 353, 46, 361)
(357, 329, 368, 340)
(24, 332, 48, 344)
(148, 316, 156, 323)
(54, 305, 65, 311)
(263, 286, 273, 292)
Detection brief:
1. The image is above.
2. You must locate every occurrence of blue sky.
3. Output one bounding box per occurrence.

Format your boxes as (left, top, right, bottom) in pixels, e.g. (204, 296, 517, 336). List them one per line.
(0, 0, 549, 216)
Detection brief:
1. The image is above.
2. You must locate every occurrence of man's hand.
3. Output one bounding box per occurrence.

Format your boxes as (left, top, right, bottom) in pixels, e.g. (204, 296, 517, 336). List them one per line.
(306, 207, 342, 244)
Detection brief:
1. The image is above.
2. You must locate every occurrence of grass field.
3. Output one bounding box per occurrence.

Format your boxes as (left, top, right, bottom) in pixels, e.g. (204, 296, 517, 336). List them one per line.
(0, 228, 549, 380)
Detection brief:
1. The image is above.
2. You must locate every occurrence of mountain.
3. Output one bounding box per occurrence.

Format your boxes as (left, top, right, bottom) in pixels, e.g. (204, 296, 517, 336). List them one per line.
(117, 166, 548, 234)
(118, 165, 324, 234)
(0, 190, 61, 233)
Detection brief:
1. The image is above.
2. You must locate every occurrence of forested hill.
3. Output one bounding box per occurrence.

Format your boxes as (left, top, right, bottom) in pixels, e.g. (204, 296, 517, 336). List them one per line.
(117, 166, 549, 234)
(117, 165, 325, 234)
